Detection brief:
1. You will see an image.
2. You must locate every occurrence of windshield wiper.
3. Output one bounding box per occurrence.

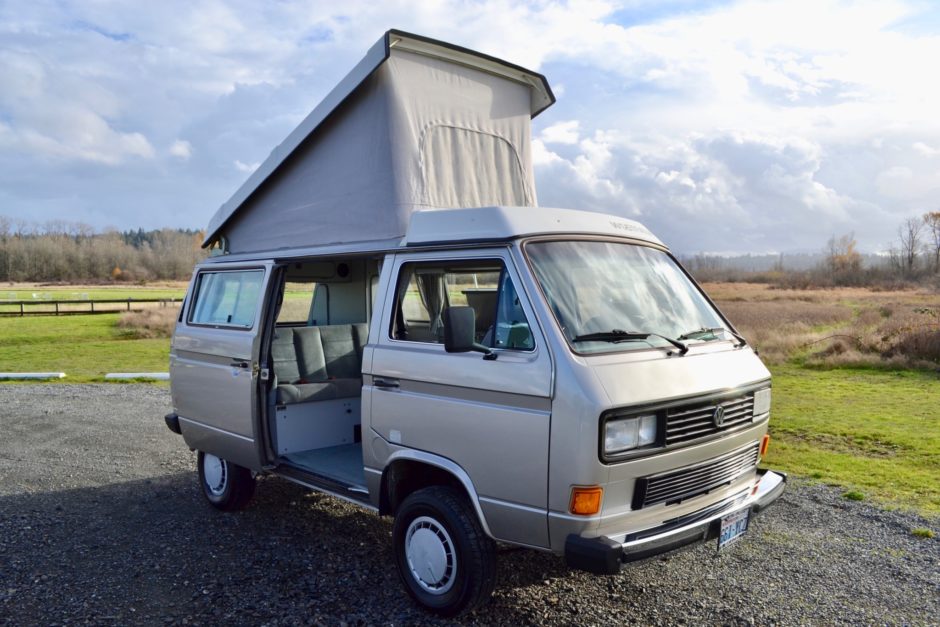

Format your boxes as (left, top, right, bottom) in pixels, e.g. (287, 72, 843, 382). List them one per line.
(572, 329, 688, 355)
(678, 326, 747, 348)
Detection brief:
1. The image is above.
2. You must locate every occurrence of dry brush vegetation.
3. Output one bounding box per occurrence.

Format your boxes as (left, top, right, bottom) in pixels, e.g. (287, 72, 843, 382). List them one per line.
(706, 282, 940, 369)
(116, 307, 180, 339)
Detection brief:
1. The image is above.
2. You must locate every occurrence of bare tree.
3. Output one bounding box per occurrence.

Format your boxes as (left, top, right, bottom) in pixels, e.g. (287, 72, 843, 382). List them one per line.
(897, 217, 923, 276)
(13, 218, 33, 238)
(923, 211, 940, 273)
(824, 233, 862, 283)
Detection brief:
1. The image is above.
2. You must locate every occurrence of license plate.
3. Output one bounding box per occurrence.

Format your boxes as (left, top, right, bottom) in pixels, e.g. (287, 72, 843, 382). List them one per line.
(718, 508, 750, 550)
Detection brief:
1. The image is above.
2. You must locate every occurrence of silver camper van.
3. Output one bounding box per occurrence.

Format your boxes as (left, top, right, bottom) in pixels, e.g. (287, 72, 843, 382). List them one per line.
(166, 31, 785, 616)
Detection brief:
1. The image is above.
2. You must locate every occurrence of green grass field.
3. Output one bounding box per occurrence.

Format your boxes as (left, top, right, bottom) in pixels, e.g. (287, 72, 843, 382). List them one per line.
(0, 314, 169, 381)
(765, 364, 939, 516)
(1, 306, 937, 518)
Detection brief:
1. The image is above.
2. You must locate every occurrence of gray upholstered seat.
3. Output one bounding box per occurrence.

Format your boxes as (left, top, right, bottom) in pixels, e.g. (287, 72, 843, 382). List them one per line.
(272, 323, 367, 404)
(277, 378, 363, 403)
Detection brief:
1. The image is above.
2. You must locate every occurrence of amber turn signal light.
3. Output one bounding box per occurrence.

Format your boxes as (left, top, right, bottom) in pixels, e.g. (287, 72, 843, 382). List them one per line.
(569, 486, 603, 515)
(760, 434, 771, 457)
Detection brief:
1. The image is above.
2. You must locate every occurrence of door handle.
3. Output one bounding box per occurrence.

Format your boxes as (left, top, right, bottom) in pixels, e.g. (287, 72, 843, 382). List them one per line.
(374, 377, 400, 389)
(230, 360, 249, 369)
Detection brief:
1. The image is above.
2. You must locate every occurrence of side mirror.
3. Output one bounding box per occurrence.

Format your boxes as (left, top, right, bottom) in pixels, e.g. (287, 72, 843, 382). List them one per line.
(443, 306, 496, 360)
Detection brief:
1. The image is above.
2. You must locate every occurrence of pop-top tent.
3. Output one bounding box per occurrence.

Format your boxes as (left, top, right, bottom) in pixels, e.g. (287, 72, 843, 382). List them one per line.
(203, 30, 555, 255)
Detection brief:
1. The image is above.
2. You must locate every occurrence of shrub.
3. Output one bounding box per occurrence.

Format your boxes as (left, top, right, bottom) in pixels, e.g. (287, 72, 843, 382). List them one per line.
(891, 328, 940, 363)
(117, 307, 179, 339)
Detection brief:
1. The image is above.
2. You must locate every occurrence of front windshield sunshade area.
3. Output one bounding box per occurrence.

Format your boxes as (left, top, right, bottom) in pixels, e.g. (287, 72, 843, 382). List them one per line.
(526, 240, 729, 354)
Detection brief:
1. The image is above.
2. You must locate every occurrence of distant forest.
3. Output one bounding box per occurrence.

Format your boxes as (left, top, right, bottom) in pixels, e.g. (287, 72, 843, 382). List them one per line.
(0, 216, 207, 282)
(2, 211, 938, 287)
(681, 211, 940, 288)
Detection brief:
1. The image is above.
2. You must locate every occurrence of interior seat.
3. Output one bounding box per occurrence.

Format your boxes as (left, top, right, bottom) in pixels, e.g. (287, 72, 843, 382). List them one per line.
(272, 323, 368, 404)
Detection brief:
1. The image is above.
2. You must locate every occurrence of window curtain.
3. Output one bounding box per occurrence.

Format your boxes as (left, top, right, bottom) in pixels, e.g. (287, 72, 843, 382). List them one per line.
(416, 272, 447, 336)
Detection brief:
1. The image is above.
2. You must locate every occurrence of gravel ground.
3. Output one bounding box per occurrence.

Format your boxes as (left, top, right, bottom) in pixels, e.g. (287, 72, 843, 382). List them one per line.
(0, 384, 937, 626)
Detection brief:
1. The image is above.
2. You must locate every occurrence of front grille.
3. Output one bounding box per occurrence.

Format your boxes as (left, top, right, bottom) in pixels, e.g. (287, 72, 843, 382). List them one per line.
(665, 392, 755, 446)
(632, 442, 760, 509)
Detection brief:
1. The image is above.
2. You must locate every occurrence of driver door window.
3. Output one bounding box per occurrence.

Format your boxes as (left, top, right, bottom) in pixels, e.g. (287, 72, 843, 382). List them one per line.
(390, 260, 533, 351)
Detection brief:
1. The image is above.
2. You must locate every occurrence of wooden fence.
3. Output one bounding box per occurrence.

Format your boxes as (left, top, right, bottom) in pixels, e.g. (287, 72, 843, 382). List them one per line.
(0, 298, 182, 316)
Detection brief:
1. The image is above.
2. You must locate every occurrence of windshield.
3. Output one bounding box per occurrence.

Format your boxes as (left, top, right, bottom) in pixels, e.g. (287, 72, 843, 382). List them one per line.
(526, 240, 729, 354)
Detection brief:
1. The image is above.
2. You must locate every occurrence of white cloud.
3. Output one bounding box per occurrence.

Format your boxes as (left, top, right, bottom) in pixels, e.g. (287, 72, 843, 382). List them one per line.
(540, 120, 580, 145)
(0, 0, 937, 248)
(169, 139, 192, 160)
(531, 139, 564, 167)
(0, 46, 154, 165)
(527, 0, 940, 252)
(913, 142, 940, 157)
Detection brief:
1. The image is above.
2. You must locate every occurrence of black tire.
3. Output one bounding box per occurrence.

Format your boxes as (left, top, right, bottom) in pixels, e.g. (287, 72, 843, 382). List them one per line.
(197, 451, 255, 511)
(392, 486, 497, 616)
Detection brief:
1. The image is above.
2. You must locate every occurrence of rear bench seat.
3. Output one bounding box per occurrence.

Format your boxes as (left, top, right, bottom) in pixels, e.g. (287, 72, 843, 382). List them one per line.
(272, 323, 368, 404)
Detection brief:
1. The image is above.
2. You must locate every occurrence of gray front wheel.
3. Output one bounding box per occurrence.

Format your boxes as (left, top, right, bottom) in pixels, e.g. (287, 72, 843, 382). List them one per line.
(392, 486, 497, 616)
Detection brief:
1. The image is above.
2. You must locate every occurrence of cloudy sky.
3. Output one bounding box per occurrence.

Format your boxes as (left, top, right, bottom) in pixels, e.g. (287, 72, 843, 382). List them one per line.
(2, 0, 939, 254)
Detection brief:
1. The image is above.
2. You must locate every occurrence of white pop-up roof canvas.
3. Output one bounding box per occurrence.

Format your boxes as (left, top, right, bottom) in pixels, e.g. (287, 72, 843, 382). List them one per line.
(204, 30, 555, 255)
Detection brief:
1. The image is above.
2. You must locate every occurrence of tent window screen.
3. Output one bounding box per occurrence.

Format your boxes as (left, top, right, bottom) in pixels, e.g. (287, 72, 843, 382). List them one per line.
(189, 270, 264, 329)
(390, 260, 533, 351)
(422, 126, 531, 208)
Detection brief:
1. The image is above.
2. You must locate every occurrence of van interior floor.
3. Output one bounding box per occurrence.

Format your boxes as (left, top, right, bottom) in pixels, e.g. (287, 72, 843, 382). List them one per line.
(283, 443, 365, 489)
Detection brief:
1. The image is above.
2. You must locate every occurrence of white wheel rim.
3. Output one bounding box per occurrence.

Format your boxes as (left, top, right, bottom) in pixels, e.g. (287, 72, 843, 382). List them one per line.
(203, 453, 227, 496)
(405, 516, 457, 595)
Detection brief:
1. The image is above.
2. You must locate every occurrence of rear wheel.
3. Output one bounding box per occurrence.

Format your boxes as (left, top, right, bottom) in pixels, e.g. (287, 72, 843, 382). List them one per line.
(392, 486, 497, 616)
(197, 451, 255, 511)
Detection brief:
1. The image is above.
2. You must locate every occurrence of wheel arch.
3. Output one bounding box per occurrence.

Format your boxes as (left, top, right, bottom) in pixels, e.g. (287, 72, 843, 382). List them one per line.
(379, 450, 494, 539)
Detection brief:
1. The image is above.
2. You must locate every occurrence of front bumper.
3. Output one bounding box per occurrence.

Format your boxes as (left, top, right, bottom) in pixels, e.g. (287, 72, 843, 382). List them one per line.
(565, 469, 786, 575)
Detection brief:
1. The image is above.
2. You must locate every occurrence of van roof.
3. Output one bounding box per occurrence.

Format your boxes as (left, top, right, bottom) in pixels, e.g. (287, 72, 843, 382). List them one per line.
(404, 206, 663, 247)
(203, 206, 664, 263)
(203, 30, 555, 253)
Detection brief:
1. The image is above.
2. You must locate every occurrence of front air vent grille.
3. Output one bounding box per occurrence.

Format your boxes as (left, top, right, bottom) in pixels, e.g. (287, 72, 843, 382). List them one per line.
(632, 442, 760, 509)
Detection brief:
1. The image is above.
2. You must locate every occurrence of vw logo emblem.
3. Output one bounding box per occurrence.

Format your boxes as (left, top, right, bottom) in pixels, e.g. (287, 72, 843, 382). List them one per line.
(712, 405, 726, 428)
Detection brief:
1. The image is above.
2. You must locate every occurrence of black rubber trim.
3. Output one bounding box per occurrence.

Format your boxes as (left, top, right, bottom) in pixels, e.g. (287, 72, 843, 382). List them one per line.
(164, 412, 181, 435)
(565, 534, 622, 575)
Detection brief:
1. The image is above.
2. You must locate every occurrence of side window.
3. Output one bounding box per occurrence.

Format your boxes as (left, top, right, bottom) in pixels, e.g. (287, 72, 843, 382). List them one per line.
(275, 282, 317, 325)
(390, 260, 534, 351)
(189, 270, 264, 329)
(493, 270, 534, 350)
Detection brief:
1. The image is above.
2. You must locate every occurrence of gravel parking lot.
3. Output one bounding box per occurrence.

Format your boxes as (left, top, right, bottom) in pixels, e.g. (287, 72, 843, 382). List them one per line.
(1, 384, 937, 625)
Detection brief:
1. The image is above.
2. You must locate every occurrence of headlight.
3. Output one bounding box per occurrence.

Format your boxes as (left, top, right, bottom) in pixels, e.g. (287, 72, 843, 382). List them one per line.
(753, 388, 771, 416)
(604, 414, 657, 454)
